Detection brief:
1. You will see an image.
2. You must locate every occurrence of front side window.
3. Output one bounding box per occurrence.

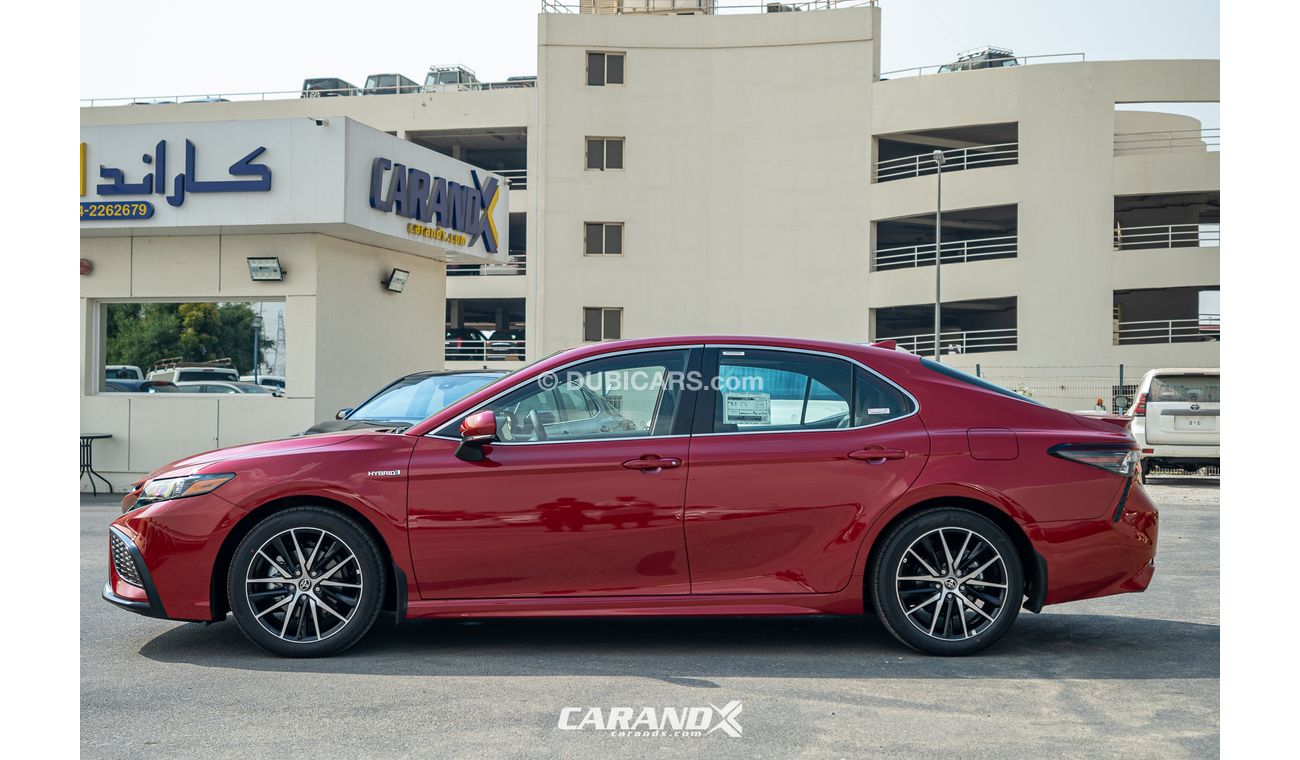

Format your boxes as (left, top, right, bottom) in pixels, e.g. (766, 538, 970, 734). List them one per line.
(584, 222, 623, 255)
(587, 51, 625, 86)
(447, 350, 689, 443)
(583, 307, 622, 341)
(713, 349, 853, 432)
(586, 137, 624, 170)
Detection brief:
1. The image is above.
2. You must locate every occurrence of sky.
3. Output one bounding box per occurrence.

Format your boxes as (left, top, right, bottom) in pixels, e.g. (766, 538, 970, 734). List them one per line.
(80, 0, 1218, 124)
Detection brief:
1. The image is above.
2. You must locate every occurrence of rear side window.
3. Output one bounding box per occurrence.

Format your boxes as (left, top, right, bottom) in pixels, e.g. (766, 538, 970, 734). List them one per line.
(714, 349, 852, 431)
(1150, 375, 1219, 403)
(920, 358, 1043, 406)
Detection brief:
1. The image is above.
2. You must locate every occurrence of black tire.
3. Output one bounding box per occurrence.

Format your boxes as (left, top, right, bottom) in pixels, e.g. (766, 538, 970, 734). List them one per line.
(227, 507, 386, 657)
(870, 508, 1023, 656)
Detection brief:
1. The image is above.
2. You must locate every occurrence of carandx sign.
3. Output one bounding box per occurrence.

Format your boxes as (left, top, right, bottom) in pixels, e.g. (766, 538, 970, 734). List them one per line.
(369, 160, 501, 254)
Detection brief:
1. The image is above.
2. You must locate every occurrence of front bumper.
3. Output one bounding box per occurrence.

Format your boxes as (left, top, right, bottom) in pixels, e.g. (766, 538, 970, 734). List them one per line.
(103, 526, 169, 619)
(104, 493, 246, 622)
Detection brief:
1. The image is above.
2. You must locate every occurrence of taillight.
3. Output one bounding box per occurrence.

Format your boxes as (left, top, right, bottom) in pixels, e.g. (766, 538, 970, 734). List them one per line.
(1049, 444, 1141, 477)
(1132, 393, 1147, 416)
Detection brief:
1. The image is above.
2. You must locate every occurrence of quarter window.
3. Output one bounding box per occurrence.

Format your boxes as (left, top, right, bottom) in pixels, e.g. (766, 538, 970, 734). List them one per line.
(587, 51, 625, 86)
(586, 137, 624, 170)
(852, 367, 915, 425)
(583, 308, 622, 342)
(584, 222, 624, 255)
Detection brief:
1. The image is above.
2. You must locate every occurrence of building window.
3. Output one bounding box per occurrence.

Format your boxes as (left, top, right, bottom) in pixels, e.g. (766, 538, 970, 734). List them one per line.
(586, 137, 624, 171)
(584, 222, 624, 255)
(583, 307, 622, 342)
(587, 51, 625, 86)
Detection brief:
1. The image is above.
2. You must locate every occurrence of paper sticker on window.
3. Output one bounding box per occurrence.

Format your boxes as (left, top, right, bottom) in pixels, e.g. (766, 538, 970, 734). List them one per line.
(725, 393, 771, 425)
(867, 408, 891, 415)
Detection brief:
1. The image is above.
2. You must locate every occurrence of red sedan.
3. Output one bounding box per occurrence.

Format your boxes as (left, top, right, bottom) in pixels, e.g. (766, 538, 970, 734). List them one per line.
(104, 336, 1157, 657)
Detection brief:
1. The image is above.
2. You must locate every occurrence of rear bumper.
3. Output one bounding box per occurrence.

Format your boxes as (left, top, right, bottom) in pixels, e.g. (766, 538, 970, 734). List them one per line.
(1140, 444, 1219, 460)
(1037, 478, 1159, 605)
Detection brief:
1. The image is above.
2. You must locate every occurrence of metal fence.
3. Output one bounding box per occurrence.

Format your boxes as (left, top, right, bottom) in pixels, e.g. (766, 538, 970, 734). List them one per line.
(875, 234, 1018, 270)
(1114, 223, 1219, 250)
(874, 142, 1019, 182)
(883, 328, 1017, 355)
(542, 0, 875, 13)
(1115, 316, 1220, 345)
(448, 255, 527, 277)
(1114, 128, 1220, 154)
(444, 340, 527, 362)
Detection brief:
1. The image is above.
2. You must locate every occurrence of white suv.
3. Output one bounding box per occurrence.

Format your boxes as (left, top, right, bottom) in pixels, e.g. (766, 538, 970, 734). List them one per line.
(1126, 368, 1220, 480)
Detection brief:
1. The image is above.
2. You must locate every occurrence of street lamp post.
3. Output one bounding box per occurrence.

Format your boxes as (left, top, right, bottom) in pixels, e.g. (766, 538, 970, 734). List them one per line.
(251, 314, 263, 383)
(932, 149, 946, 362)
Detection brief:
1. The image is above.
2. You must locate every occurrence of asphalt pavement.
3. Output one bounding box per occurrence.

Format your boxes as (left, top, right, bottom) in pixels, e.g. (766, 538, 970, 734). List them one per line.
(81, 480, 1219, 759)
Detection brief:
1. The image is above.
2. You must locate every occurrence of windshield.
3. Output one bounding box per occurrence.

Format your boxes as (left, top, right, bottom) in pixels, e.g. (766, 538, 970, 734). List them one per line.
(350, 374, 501, 423)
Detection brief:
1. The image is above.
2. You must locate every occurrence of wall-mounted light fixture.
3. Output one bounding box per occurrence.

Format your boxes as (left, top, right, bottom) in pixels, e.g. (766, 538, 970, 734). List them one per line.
(247, 257, 285, 282)
(384, 268, 410, 293)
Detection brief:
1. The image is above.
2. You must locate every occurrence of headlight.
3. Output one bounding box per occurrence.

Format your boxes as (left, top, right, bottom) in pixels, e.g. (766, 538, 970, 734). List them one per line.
(138, 473, 236, 505)
(1048, 444, 1141, 477)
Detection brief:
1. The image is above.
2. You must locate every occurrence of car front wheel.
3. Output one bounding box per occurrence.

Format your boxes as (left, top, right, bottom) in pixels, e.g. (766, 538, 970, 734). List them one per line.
(871, 508, 1023, 656)
(228, 507, 385, 657)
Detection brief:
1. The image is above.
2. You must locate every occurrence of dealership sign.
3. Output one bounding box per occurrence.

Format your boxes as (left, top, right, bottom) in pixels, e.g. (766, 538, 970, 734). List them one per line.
(81, 139, 272, 220)
(369, 159, 501, 253)
(79, 117, 507, 262)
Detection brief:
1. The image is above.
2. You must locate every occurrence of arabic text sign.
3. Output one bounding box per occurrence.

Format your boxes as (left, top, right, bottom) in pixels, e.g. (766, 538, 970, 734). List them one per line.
(81, 138, 272, 212)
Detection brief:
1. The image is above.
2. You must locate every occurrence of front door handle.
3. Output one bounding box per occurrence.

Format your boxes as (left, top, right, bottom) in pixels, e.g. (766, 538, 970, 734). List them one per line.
(848, 448, 907, 464)
(622, 457, 682, 471)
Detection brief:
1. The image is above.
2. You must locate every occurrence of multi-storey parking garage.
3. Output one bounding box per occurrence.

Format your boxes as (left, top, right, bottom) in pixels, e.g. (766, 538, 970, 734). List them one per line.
(80, 0, 1219, 485)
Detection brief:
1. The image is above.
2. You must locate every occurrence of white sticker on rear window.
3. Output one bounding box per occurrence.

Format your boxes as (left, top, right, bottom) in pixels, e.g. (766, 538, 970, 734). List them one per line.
(867, 407, 891, 415)
(724, 393, 771, 425)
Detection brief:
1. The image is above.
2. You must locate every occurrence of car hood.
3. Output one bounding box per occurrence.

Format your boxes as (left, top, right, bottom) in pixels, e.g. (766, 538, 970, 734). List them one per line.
(143, 432, 367, 480)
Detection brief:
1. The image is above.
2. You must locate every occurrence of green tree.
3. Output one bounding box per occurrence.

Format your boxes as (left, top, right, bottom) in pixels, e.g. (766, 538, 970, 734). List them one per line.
(105, 302, 275, 376)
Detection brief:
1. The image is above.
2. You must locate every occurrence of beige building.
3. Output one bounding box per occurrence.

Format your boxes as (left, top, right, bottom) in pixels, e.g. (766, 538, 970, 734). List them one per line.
(81, 0, 1219, 488)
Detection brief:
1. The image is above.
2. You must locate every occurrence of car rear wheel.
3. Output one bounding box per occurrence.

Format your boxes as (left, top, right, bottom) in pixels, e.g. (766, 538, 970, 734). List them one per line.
(870, 508, 1023, 656)
(228, 507, 385, 657)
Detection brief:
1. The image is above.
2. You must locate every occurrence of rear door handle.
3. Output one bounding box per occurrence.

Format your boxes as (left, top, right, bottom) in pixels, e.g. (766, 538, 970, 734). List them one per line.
(848, 448, 907, 463)
(622, 457, 682, 471)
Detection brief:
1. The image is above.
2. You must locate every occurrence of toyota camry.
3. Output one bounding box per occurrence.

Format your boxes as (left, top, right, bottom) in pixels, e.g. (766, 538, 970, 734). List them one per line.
(104, 336, 1157, 657)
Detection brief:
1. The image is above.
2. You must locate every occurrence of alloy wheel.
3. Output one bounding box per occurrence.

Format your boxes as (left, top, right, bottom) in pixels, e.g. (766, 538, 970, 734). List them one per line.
(894, 526, 1010, 641)
(244, 527, 364, 643)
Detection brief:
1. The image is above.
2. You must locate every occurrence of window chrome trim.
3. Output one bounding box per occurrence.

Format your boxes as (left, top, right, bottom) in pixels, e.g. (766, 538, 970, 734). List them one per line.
(425, 342, 921, 444)
(693, 343, 921, 438)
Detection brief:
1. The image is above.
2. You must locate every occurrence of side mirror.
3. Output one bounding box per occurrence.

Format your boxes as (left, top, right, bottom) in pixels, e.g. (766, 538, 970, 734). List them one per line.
(336, 408, 353, 420)
(455, 411, 497, 462)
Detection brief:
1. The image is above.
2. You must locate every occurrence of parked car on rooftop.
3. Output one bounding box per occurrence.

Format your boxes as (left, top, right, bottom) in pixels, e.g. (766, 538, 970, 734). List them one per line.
(364, 73, 420, 95)
(301, 78, 358, 97)
(104, 379, 178, 393)
(106, 365, 144, 381)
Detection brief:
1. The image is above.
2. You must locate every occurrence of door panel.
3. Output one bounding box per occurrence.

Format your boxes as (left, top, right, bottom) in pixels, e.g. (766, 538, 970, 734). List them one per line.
(682, 347, 930, 594)
(407, 437, 692, 598)
(683, 417, 930, 594)
(405, 347, 700, 599)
